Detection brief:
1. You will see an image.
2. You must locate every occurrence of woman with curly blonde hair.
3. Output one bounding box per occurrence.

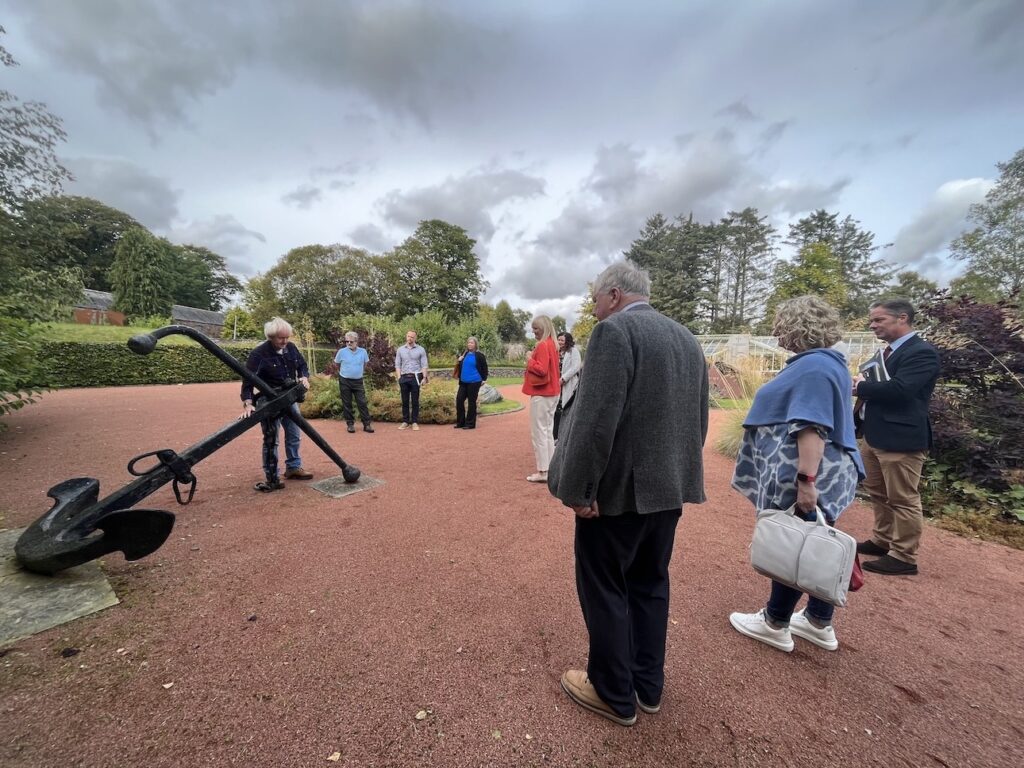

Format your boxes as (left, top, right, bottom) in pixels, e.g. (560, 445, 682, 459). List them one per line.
(729, 296, 864, 653)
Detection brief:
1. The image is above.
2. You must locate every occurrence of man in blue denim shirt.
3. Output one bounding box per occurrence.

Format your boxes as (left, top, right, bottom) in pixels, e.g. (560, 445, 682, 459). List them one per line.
(240, 317, 312, 491)
(334, 331, 374, 434)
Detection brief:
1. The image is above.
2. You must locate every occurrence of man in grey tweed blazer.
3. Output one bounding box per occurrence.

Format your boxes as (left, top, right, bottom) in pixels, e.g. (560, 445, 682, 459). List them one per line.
(548, 260, 708, 726)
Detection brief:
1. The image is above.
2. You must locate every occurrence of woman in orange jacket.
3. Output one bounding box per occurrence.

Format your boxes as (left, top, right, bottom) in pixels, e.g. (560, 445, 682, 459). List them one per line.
(522, 315, 562, 482)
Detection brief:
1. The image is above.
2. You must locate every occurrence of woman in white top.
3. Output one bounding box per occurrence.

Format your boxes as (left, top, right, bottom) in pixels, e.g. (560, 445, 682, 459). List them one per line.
(553, 331, 583, 441)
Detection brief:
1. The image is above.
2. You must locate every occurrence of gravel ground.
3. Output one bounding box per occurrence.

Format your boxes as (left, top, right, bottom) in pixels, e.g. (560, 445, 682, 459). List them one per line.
(1, 382, 1022, 768)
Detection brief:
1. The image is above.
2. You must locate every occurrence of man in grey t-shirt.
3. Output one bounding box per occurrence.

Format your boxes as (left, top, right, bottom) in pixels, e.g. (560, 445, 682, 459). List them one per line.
(394, 330, 429, 430)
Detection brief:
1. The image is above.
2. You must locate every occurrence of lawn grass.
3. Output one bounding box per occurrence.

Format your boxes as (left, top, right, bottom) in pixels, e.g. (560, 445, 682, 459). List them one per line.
(488, 375, 524, 387)
(479, 398, 523, 416)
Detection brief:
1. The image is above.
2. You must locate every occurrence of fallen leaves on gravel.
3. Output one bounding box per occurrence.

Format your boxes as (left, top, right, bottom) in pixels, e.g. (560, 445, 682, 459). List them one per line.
(326, 752, 341, 762)
(492, 730, 502, 740)
(162, 682, 174, 689)
(415, 710, 428, 720)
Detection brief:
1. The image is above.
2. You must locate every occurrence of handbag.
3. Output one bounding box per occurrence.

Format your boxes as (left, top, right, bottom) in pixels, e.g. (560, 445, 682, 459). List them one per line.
(750, 505, 857, 607)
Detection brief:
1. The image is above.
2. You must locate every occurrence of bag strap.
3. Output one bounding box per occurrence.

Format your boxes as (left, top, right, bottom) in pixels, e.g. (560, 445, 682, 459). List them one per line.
(783, 504, 829, 526)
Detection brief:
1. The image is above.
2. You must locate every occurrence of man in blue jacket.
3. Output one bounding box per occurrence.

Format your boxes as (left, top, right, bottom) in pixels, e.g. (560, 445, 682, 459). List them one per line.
(853, 298, 940, 576)
(241, 317, 313, 491)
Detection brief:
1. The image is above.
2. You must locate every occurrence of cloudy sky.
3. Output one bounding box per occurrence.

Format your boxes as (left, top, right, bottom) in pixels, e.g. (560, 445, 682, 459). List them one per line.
(3, 0, 1022, 322)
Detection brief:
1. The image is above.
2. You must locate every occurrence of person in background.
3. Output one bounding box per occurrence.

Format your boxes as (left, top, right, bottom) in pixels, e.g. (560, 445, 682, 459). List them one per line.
(853, 298, 940, 576)
(334, 331, 374, 434)
(453, 336, 489, 430)
(240, 316, 313, 491)
(553, 331, 582, 441)
(729, 296, 864, 652)
(394, 330, 429, 431)
(522, 315, 561, 482)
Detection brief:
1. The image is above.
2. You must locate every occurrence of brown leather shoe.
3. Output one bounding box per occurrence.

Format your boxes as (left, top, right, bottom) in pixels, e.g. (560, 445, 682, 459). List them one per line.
(560, 670, 636, 726)
(283, 467, 313, 479)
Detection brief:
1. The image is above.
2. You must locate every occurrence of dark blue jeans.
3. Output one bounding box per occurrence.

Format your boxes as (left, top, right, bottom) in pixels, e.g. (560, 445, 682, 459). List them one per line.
(574, 509, 681, 718)
(260, 403, 302, 479)
(764, 508, 836, 626)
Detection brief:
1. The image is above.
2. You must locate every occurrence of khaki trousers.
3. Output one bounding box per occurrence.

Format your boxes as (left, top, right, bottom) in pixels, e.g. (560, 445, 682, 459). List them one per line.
(529, 395, 559, 472)
(860, 441, 928, 565)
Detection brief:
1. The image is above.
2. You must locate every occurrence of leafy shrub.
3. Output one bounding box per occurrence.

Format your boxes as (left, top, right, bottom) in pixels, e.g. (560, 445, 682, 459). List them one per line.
(299, 374, 458, 424)
(0, 310, 44, 423)
(714, 407, 749, 459)
(128, 314, 172, 328)
(920, 292, 1024, 523)
(34, 340, 258, 388)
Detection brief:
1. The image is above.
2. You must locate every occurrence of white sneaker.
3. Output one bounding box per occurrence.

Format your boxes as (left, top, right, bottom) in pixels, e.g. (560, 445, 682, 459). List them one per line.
(789, 609, 839, 651)
(729, 609, 794, 652)
(398, 423, 409, 430)
(411, 423, 420, 431)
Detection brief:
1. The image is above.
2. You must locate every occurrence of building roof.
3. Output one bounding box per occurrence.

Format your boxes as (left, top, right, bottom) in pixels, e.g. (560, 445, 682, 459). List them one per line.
(79, 289, 115, 310)
(172, 304, 225, 325)
(74, 290, 224, 326)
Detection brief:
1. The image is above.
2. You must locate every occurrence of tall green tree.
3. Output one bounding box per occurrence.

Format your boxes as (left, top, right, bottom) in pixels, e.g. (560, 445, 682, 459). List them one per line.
(263, 244, 378, 336)
(950, 147, 1024, 300)
(785, 209, 892, 317)
(1, 27, 72, 214)
(626, 213, 717, 331)
(764, 242, 847, 325)
(1, 196, 141, 290)
(109, 227, 172, 318)
(388, 220, 487, 320)
(713, 208, 777, 331)
(889, 270, 939, 308)
(166, 244, 242, 310)
(571, 288, 597, 347)
(495, 299, 527, 342)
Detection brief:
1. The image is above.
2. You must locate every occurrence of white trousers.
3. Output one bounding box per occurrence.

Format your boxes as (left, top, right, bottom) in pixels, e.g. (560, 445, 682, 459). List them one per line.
(529, 395, 559, 472)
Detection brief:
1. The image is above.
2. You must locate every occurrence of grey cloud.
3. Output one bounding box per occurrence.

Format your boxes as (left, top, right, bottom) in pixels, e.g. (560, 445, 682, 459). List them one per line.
(167, 215, 267, 274)
(378, 168, 546, 242)
(348, 223, 393, 253)
(586, 144, 649, 203)
(63, 156, 180, 229)
(716, 100, 758, 122)
(502, 129, 849, 300)
(750, 177, 850, 217)
(281, 184, 323, 210)
(311, 159, 374, 180)
(10, 0, 507, 131)
(759, 120, 791, 148)
(889, 178, 992, 275)
(14, 1, 239, 131)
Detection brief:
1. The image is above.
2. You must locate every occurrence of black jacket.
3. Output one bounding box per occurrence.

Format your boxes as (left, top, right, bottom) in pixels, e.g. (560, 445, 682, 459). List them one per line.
(855, 334, 940, 452)
(240, 341, 310, 403)
(453, 351, 488, 383)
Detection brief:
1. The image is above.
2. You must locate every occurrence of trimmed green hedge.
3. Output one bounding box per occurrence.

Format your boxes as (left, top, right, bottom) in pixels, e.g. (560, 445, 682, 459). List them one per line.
(34, 340, 259, 388)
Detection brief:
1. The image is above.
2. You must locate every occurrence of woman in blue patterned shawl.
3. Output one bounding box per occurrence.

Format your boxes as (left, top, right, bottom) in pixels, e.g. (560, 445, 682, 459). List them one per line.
(729, 296, 864, 653)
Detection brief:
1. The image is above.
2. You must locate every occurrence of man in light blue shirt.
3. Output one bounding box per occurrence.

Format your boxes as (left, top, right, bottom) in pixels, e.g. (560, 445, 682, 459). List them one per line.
(334, 331, 374, 433)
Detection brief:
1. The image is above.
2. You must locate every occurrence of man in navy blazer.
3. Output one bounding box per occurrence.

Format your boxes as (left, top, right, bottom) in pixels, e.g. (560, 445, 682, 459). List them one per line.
(548, 261, 708, 726)
(853, 298, 940, 576)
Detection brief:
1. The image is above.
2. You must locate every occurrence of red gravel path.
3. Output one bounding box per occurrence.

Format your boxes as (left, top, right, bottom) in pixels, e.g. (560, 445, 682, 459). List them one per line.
(1, 382, 1022, 768)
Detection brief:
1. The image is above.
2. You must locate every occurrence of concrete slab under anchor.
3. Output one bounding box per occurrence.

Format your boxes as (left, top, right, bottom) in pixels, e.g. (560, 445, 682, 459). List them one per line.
(0, 528, 119, 647)
(311, 474, 385, 499)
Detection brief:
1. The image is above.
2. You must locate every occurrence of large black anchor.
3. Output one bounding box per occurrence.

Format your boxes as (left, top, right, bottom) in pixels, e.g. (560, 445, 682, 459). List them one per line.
(15, 325, 360, 575)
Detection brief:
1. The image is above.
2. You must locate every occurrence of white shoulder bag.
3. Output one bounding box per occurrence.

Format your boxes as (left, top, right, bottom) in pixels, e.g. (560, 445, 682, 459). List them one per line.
(750, 505, 857, 607)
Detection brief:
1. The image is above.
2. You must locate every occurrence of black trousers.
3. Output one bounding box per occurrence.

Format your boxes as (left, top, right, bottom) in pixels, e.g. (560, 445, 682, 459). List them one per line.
(574, 508, 681, 717)
(399, 375, 420, 424)
(338, 376, 371, 426)
(455, 381, 482, 427)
